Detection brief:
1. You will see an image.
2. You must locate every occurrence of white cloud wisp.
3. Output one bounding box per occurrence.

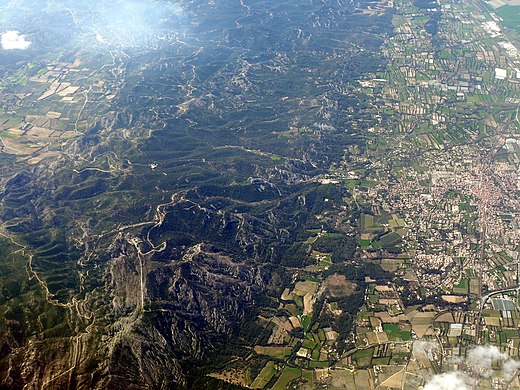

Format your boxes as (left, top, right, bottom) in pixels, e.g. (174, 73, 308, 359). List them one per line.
(423, 345, 520, 389)
(467, 345, 520, 380)
(1, 30, 31, 50)
(423, 372, 471, 390)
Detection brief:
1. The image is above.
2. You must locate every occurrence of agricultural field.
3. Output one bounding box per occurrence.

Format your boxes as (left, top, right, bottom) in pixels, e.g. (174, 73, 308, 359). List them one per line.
(250, 362, 277, 389)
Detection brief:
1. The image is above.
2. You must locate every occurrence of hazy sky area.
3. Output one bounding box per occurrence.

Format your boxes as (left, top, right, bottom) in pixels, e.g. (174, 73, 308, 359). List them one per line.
(0, 0, 185, 54)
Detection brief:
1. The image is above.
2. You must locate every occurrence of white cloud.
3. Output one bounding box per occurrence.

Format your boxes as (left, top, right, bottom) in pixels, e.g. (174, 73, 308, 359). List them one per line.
(423, 372, 470, 390)
(466, 345, 520, 380)
(414, 340, 440, 360)
(467, 345, 507, 378)
(1, 30, 31, 50)
(502, 358, 520, 380)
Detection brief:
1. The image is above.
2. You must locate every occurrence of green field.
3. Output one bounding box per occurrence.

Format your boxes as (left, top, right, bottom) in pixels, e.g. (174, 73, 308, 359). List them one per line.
(377, 232, 402, 247)
(383, 323, 410, 341)
(310, 360, 331, 368)
(401, 330, 412, 341)
(302, 370, 315, 386)
(384, 323, 399, 336)
(271, 366, 302, 390)
(360, 214, 375, 230)
(352, 348, 374, 368)
(496, 6, 520, 33)
(245, 368, 252, 386)
(294, 294, 303, 308)
(301, 315, 311, 331)
(453, 278, 469, 294)
(254, 346, 292, 359)
(372, 356, 391, 365)
(360, 239, 372, 247)
(302, 337, 319, 350)
(453, 278, 468, 289)
(360, 180, 378, 188)
(250, 361, 276, 389)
